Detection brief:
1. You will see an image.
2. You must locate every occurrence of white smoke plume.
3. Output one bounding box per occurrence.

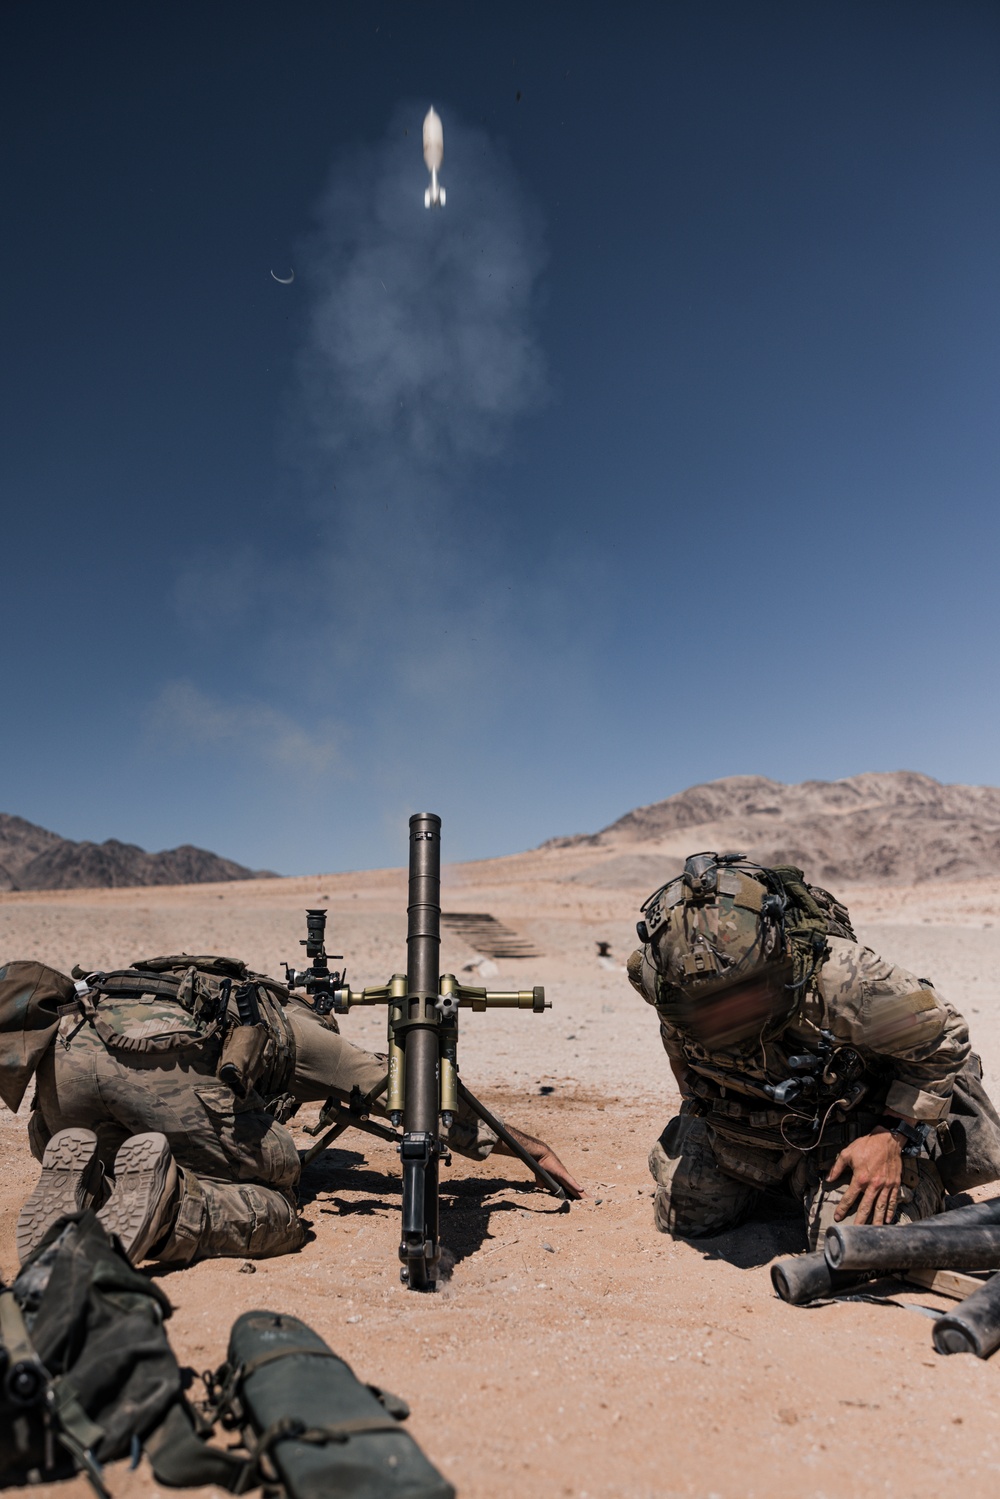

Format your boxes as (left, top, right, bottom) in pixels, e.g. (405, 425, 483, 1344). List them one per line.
(280, 104, 555, 744)
(300, 103, 547, 476)
(159, 106, 575, 860)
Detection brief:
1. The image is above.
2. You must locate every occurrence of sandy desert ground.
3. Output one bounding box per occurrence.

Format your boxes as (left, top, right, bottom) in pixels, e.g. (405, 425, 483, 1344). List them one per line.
(4, 847, 1000, 1498)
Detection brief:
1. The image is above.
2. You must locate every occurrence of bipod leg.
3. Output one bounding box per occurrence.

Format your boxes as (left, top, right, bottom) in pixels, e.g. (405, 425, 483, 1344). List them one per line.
(299, 1081, 394, 1168)
(457, 1079, 568, 1199)
(299, 1116, 351, 1168)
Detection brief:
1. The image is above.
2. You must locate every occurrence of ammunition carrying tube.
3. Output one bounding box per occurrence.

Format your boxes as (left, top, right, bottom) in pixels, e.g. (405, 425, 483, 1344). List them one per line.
(770, 1251, 869, 1305)
(933, 1272, 1000, 1358)
(826, 1222, 1000, 1273)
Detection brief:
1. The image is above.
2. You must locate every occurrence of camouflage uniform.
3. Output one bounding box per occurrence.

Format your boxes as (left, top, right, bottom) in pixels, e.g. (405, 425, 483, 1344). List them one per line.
(4, 961, 496, 1263)
(630, 938, 1000, 1247)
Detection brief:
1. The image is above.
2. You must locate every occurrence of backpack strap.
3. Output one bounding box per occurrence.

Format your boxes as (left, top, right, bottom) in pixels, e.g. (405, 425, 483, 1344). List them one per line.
(144, 1400, 252, 1493)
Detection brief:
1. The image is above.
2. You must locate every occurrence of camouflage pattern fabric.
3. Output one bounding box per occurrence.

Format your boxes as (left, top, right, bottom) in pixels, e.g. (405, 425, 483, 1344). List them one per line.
(0, 961, 76, 1111)
(30, 995, 304, 1263)
(23, 985, 498, 1264)
(649, 1113, 944, 1248)
(631, 937, 973, 1126)
(632, 928, 1000, 1235)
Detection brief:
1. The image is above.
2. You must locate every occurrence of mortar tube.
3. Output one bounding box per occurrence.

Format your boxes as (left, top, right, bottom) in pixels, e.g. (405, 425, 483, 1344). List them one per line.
(933, 1272, 1000, 1358)
(826, 1222, 1000, 1274)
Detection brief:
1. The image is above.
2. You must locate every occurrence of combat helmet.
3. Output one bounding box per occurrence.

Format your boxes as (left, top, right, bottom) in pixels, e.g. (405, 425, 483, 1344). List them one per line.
(636, 852, 855, 1048)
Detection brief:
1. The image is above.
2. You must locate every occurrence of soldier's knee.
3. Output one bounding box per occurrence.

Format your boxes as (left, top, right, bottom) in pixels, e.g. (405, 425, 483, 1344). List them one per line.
(159, 1171, 305, 1263)
(652, 1180, 752, 1238)
(648, 1112, 711, 1182)
(648, 1115, 751, 1238)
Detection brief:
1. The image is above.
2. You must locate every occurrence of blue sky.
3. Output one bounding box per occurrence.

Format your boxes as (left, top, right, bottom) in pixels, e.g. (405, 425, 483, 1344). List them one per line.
(2, 2, 999, 873)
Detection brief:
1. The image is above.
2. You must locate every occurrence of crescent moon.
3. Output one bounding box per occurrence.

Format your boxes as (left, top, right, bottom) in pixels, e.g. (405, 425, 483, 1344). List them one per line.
(270, 269, 295, 284)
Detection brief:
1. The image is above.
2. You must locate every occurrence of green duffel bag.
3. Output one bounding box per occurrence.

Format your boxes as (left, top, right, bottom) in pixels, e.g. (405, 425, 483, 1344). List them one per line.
(0, 1210, 182, 1494)
(219, 1310, 454, 1499)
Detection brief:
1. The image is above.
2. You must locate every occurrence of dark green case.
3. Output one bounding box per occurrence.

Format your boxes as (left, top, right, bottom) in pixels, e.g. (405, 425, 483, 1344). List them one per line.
(228, 1310, 455, 1499)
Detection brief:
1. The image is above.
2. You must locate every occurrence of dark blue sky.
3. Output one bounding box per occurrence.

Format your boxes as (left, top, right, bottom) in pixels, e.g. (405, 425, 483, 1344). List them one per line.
(2, 2, 999, 872)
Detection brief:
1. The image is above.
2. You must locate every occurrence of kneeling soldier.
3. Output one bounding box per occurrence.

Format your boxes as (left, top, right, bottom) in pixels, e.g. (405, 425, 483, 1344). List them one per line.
(628, 853, 1000, 1247)
(2, 953, 581, 1265)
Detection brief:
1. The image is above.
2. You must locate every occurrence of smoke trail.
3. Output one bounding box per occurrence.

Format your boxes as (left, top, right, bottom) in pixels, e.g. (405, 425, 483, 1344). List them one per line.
(158, 106, 573, 862)
(300, 103, 547, 477)
(283, 104, 553, 735)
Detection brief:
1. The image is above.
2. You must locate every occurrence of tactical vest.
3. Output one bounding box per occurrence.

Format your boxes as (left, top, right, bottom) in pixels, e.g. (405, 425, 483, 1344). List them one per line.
(678, 1027, 891, 1157)
(67, 956, 297, 1119)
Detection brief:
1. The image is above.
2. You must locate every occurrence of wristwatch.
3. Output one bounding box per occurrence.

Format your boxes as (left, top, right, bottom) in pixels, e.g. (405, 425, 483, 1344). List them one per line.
(880, 1116, 931, 1156)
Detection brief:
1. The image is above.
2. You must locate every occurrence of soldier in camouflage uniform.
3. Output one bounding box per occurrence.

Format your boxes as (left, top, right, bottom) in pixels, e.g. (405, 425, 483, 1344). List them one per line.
(628, 853, 1000, 1248)
(1, 955, 581, 1265)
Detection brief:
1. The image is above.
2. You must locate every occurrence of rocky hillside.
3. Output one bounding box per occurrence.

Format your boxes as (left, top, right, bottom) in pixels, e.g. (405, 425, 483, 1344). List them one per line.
(548, 772, 1000, 887)
(0, 814, 270, 891)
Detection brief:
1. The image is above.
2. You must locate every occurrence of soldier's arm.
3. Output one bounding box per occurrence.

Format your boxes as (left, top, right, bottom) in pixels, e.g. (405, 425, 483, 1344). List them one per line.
(822, 944, 971, 1123)
(491, 1126, 585, 1198)
(822, 944, 971, 1223)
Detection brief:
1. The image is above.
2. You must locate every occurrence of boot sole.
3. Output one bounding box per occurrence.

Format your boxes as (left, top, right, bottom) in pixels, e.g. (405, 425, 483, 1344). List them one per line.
(98, 1132, 175, 1262)
(16, 1127, 100, 1264)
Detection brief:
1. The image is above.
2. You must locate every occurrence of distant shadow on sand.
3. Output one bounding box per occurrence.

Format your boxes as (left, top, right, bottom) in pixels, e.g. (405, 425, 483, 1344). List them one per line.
(690, 1197, 808, 1269)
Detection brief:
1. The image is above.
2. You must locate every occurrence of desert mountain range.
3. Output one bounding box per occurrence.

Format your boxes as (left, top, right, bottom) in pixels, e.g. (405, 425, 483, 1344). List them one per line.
(3, 771, 998, 892)
(545, 771, 1000, 887)
(0, 813, 269, 891)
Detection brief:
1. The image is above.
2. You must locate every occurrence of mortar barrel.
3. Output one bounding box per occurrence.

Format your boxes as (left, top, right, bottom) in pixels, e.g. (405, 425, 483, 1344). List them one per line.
(826, 1222, 1000, 1273)
(933, 1272, 1000, 1358)
(405, 812, 442, 1135)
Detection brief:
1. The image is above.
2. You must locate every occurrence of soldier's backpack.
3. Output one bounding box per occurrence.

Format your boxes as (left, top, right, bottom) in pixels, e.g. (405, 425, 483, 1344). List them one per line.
(0, 1209, 181, 1494)
(1, 1211, 454, 1499)
(71, 954, 297, 1115)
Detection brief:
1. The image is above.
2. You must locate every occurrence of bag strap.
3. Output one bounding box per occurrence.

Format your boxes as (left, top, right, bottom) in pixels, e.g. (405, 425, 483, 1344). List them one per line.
(237, 1343, 339, 1378)
(88, 1015, 220, 1055)
(232, 1413, 404, 1493)
(145, 1399, 253, 1492)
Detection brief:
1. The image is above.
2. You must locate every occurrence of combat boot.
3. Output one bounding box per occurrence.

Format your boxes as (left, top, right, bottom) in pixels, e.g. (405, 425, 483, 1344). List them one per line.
(16, 1127, 104, 1264)
(97, 1132, 180, 1263)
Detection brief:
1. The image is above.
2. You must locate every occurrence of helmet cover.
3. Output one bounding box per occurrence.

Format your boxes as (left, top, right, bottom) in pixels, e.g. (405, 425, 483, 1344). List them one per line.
(637, 852, 806, 1047)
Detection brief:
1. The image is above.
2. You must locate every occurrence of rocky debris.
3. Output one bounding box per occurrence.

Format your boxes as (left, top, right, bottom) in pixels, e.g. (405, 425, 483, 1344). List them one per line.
(547, 772, 1000, 887)
(0, 813, 271, 891)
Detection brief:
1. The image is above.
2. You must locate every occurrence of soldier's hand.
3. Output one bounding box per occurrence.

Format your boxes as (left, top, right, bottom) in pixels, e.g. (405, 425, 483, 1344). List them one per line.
(495, 1126, 586, 1199)
(827, 1128, 905, 1225)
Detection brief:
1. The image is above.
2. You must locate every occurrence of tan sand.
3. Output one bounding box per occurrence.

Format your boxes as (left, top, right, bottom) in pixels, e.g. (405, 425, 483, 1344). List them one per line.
(3, 856, 1000, 1498)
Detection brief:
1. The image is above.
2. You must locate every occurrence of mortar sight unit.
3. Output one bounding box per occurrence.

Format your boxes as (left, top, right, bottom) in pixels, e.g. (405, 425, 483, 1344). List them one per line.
(283, 813, 563, 1291)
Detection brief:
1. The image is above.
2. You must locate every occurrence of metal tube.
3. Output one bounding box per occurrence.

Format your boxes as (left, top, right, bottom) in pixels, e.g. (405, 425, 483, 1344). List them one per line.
(934, 1196, 1000, 1228)
(387, 973, 407, 1119)
(405, 813, 441, 1135)
(439, 976, 458, 1119)
(825, 1222, 1000, 1273)
(399, 813, 443, 1289)
(933, 1273, 1000, 1358)
(770, 1251, 868, 1305)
